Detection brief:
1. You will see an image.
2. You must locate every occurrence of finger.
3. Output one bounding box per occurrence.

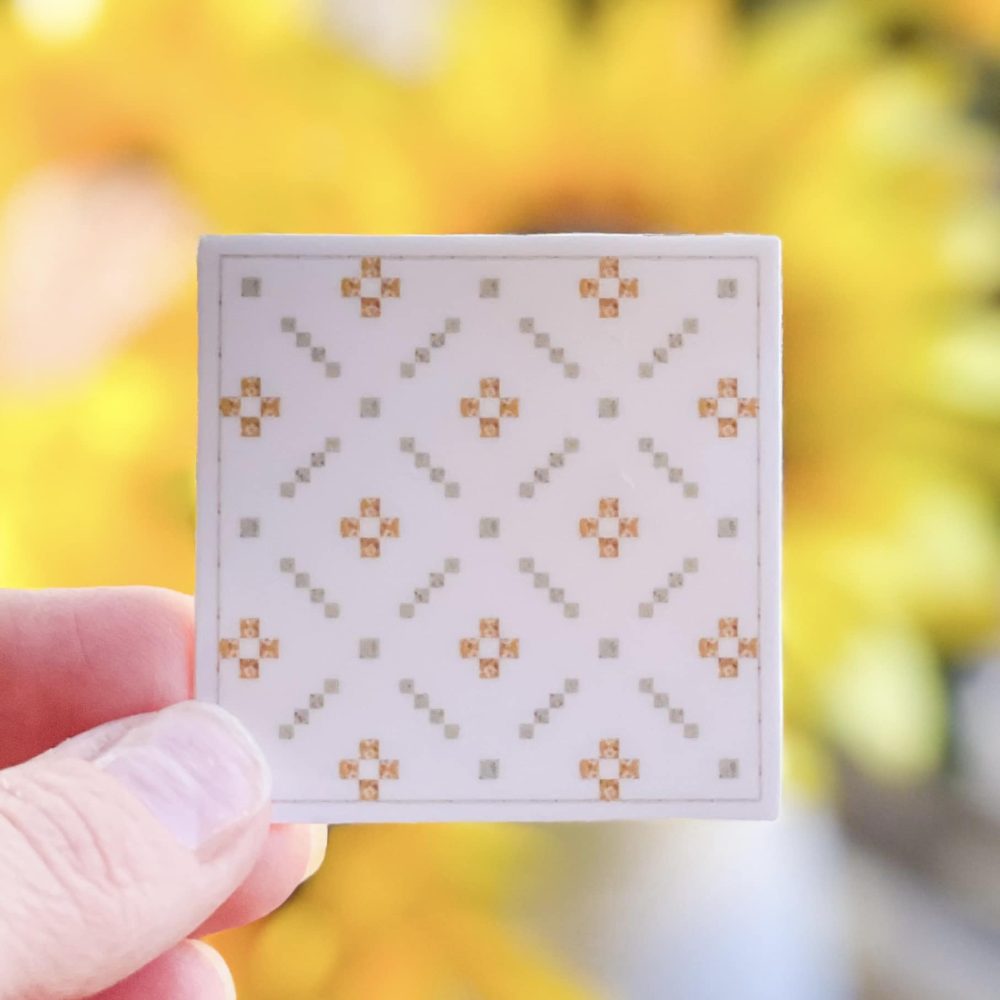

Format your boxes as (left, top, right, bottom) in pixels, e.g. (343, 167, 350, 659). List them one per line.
(0, 701, 270, 1000)
(88, 940, 235, 1000)
(196, 822, 327, 935)
(55, 728, 326, 935)
(0, 587, 193, 767)
(0, 587, 321, 936)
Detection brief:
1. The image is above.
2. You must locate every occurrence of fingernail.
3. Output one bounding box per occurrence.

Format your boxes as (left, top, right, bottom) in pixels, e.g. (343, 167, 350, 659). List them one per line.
(302, 824, 329, 883)
(90, 701, 270, 854)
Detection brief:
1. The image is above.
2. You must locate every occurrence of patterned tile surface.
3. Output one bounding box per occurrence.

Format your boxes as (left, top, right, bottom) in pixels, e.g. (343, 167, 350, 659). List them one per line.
(197, 233, 781, 822)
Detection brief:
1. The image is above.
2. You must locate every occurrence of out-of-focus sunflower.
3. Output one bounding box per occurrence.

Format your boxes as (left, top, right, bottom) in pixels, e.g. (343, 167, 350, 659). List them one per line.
(1, 0, 998, 995)
(862, 0, 1000, 53)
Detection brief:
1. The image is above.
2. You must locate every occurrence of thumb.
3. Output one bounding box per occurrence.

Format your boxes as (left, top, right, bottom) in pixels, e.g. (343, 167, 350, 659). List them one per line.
(0, 701, 271, 1000)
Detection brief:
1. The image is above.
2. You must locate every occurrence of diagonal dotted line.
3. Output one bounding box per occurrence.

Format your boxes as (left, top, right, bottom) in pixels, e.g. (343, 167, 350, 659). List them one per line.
(638, 678, 700, 739)
(398, 678, 461, 739)
(517, 678, 581, 740)
(399, 557, 460, 618)
(279, 316, 341, 379)
(517, 557, 579, 618)
(638, 437, 699, 498)
(637, 557, 699, 618)
(278, 435, 340, 498)
(518, 437, 579, 498)
(518, 317, 580, 378)
(277, 679, 341, 740)
(277, 556, 340, 620)
(637, 317, 699, 377)
(399, 317, 460, 377)
(399, 437, 460, 498)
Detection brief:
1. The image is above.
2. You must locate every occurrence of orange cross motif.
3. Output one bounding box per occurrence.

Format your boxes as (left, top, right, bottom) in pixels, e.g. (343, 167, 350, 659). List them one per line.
(459, 618, 520, 679)
(340, 497, 400, 558)
(698, 617, 758, 678)
(219, 377, 280, 437)
(460, 378, 519, 437)
(579, 739, 640, 801)
(579, 497, 639, 558)
(698, 378, 759, 437)
(338, 739, 399, 801)
(579, 257, 639, 318)
(218, 618, 279, 679)
(341, 256, 400, 317)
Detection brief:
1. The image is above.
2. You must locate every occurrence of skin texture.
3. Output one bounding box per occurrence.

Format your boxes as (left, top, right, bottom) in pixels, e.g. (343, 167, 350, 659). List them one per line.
(0, 587, 327, 1000)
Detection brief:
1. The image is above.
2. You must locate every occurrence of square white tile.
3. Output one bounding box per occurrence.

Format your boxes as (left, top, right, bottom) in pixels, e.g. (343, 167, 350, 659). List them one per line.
(197, 233, 782, 822)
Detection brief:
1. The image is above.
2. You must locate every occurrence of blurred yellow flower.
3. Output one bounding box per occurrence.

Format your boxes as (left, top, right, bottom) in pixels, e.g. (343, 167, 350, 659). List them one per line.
(212, 823, 597, 1000)
(1, 0, 998, 995)
(864, 0, 1000, 51)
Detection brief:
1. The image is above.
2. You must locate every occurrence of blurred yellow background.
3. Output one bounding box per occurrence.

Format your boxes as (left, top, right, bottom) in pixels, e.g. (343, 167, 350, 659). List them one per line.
(1, 1, 998, 997)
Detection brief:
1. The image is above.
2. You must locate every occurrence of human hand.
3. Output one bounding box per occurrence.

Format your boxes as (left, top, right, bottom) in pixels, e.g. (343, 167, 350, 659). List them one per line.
(0, 587, 327, 999)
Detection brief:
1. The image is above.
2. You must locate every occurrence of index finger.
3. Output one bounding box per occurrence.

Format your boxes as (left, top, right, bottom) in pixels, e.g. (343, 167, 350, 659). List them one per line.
(0, 587, 193, 767)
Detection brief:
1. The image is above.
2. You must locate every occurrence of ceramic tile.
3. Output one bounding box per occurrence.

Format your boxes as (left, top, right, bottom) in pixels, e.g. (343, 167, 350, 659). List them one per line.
(197, 233, 782, 822)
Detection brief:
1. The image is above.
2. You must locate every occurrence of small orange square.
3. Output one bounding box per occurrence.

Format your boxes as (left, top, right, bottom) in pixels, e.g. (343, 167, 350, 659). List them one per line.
(241, 377, 261, 396)
(460, 397, 479, 417)
(360, 538, 381, 558)
(718, 378, 738, 397)
(599, 538, 619, 558)
(719, 618, 738, 637)
(341, 276, 360, 297)
(579, 277, 598, 298)
(480, 378, 500, 398)
(499, 638, 519, 658)
(598, 298, 619, 318)
(698, 397, 718, 417)
(599, 739, 620, 758)
(380, 518, 400, 538)
(479, 659, 500, 679)
(579, 517, 598, 538)
(598, 497, 619, 517)
(340, 518, 359, 537)
(339, 760, 359, 779)
(479, 417, 500, 437)
(261, 397, 280, 417)
(381, 277, 400, 297)
(599, 256, 619, 278)
(360, 256, 381, 277)
(361, 298, 381, 317)
(620, 759, 640, 780)
(619, 277, 638, 298)
(459, 638, 479, 658)
(718, 418, 738, 437)
(379, 760, 399, 780)
(240, 417, 261, 437)
(699, 638, 719, 657)
(739, 637, 759, 658)
(360, 739, 379, 759)
(240, 618, 260, 637)
(580, 759, 599, 779)
(359, 779, 379, 801)
(360, 497, 381, 517)
(599, 779, 620, 801)
(719, 659, 739, 678)
(499, 397, 519, 418)
(259, 638, 279, 658)
(239, 659, 259, 679)
(480, 618, 500, 637)
(619, 517, 639, 538)
(219, 397, 240, 415)
(219, 639, 239, 658)
(738, 398, 759, 417)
